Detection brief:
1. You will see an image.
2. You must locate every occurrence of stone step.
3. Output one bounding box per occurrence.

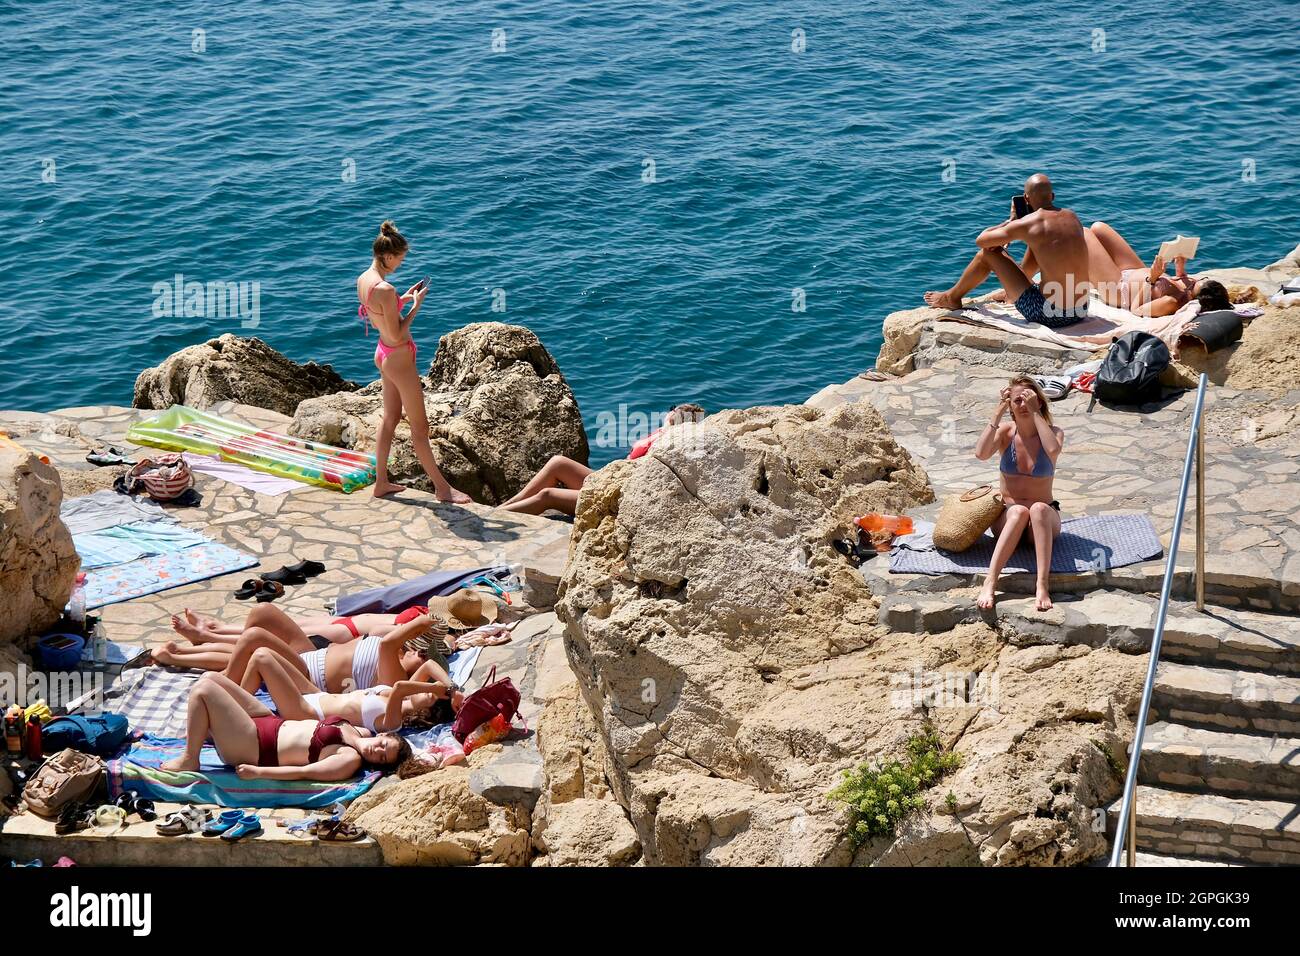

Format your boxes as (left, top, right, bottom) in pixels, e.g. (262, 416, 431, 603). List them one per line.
(1161, 604, 1300, 675)
(1138, 721, 1300, 801)
(1128, 851, 1248, 867)
(0, 804, 384, 867)
(1106, 785, 1300, 865)
(863, 547, 1300, 614)
(1152, 662, 1300, 736)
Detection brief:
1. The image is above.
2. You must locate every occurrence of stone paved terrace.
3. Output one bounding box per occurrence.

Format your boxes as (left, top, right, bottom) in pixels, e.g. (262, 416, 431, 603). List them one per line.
(0, 400, 572, 865)
(809, 354, 1300, 609)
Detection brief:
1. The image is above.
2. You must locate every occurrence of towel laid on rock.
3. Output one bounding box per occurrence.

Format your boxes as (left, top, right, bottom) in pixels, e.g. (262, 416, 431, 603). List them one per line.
(889, 512, 1163, 576)
(108, 735, 379, 809)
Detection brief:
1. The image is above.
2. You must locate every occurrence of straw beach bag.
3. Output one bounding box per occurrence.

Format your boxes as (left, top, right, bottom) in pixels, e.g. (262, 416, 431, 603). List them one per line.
(932, 485, 1004, 553)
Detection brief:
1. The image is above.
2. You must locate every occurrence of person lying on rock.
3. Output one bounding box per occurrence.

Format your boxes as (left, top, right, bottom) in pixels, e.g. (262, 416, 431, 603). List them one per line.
(239, 644, 454, 734)
(357, 219, 471, 504)
(923, 173, 1092, 328)
(160, 672, 410, 779)
(973, 375, 1064, 612)
(500, 403, 706, 515)
(151, 605, 460, 700)
(1084, 221, 1206, 316)
(172, 605, 433, 646)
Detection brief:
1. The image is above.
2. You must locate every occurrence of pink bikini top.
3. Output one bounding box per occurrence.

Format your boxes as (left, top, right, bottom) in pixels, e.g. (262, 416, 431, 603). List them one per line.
(357, 282, 405, 337)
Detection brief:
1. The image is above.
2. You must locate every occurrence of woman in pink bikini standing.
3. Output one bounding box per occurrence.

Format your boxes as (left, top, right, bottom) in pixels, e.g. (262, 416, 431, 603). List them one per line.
(357, 220, 470, 502)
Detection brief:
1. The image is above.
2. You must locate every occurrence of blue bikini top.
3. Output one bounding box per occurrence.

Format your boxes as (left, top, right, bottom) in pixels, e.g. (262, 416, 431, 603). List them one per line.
(1000, 437, 1055, 478)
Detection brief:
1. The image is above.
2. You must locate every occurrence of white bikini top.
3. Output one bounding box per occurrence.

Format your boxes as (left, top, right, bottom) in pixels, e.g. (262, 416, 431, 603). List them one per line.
(359, 684, 392, 733)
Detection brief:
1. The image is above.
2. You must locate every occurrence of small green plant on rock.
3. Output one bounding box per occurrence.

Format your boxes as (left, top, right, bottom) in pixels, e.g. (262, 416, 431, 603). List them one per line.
(830, 729, 961, 846)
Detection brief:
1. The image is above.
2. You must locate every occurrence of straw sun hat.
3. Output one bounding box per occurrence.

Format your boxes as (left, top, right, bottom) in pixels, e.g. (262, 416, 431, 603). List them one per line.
(427, 589, 499, 630)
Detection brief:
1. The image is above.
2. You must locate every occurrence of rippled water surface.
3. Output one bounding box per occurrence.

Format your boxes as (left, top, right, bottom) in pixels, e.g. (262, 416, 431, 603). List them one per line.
(3, 0, 1298, 463)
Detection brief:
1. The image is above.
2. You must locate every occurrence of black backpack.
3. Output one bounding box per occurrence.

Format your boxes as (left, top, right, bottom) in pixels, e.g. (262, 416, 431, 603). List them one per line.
(1093, 331, 1170, 406)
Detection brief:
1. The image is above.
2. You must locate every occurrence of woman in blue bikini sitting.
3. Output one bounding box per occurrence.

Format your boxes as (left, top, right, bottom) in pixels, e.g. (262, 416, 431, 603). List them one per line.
(973, 375, 1064, 612)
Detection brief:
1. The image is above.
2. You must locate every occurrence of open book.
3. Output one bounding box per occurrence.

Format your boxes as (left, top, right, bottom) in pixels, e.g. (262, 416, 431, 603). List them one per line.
(1157, 235, 1199, 261)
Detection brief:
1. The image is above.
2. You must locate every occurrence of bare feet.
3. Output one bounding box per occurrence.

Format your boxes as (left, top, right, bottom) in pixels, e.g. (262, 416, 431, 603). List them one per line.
(160, 755, 199, 772)
(435, 486, 472, 505)
(170, 614, 205, 645)
(373, 480, 406, 498)
(184, 608, 222, 635)
(924, 290, 963, 310)
(1035, 586, 1054, 612)
(976, 583, 996, 610)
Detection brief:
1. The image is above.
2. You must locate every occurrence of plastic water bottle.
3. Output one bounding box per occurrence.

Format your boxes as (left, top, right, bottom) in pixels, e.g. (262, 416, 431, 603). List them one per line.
(92, 617, 108, 667)
(68, 573, 87, 629)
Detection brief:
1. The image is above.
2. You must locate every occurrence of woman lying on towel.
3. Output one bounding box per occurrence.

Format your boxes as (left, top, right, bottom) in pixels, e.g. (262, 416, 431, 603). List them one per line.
(160, 672, 410, 779)
(237, 644, 452, 734)
(499, 403, 706, 515)
(973, 375, 1065, 613)
(153, 605, 457, 697)
(1088, 222, 1209, 317)
(172, 606, 430, 645)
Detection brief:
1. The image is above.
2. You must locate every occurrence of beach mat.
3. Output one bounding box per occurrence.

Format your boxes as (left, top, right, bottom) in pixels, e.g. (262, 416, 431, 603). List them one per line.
(889, 513, 1163, 576)
(108, 736, 379, 809)
(82, 540, 258, 609)
(334, 566, 502, 616)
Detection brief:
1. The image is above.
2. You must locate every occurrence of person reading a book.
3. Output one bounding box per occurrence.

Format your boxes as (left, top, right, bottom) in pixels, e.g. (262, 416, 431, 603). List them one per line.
(924, 173, 1092, 328)
(1086, 223, 1202, 316)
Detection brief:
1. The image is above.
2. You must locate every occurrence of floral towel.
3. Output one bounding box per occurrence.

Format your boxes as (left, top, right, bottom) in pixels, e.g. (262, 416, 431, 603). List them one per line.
(83, 540, 258, 609)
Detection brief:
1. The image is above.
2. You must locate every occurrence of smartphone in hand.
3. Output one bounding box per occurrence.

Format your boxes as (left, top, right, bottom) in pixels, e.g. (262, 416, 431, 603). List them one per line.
(414, 275, 430, 291)
(1011, 195, 1031, 219)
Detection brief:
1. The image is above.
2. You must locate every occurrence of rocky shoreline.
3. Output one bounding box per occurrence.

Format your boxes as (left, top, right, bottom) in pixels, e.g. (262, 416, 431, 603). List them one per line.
(2, 241, 1299, 866)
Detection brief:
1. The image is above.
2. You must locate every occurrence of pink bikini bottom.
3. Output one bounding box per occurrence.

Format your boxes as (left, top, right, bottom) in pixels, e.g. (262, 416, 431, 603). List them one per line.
(375, 338, 417, 366)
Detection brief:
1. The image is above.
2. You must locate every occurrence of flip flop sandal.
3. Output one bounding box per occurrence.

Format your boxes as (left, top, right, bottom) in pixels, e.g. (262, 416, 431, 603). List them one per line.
(121, 648, 155, 671)
(234, 578, 265, 600)
(156, 807, 211, 836)
(85, 446, 136, 467)
(255, 580, 286, 603)
(260, 565, 308, 585)
(114, 794, 157, 821)
(315, 819, 366, 842)
(202, 808, 245, 836)
(55, 802, 94, 835)
(219, 813, 264, 842)
(286, 559, 326, 578)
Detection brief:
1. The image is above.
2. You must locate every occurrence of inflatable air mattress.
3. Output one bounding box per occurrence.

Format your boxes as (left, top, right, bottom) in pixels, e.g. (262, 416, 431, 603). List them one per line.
(127, 405, 376, 494)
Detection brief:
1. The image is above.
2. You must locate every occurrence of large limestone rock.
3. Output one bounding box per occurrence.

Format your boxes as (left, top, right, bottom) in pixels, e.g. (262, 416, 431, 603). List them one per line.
(0, 451, 79, 646)
(556, 402, 1144, 865)
(290, 323, 589, 504)
(876, 307, 935, 376)
(530, 681, 641, 866)
(343, 751, 531, 866)
(133, 335, 358, 417)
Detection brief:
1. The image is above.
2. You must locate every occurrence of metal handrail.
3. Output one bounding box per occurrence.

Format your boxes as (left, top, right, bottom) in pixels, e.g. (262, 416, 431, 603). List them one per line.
(1109, 371, 1208, 866)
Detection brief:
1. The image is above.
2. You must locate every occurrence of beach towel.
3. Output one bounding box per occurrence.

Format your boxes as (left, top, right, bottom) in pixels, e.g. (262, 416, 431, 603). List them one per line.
(107, 736, 379, 809)
(182, 452, 303, 496)
(334, 566, 503, 616)
(81, 540, 258, 609)
(60, 489, 166, 536)
(888, 513, 1163, 576)
(948, 298, 1204, 359)
(103, 667, 201, 738)
(73, 518, 213, 571)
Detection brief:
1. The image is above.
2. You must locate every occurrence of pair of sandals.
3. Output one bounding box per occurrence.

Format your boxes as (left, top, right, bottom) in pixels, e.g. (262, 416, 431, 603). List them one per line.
(85, 445, 135, 467)
(202, 808, 263, 841)
(235, 559, 326, 601)
(285, 813, 365, 842)
(156, 805, 212, 836)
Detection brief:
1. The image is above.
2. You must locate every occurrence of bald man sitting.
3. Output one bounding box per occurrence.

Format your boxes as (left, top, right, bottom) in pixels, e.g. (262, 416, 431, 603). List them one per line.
(924, 174, 1093, 329)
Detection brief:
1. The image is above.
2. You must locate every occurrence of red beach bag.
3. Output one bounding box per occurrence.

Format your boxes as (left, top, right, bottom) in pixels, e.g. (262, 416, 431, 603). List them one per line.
(451, 665, 521, 743)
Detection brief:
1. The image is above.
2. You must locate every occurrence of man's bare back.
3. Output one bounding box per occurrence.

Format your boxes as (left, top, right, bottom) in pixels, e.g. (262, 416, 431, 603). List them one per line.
(1011, 207, 1092, 311)
(924, 173, 1093, 326)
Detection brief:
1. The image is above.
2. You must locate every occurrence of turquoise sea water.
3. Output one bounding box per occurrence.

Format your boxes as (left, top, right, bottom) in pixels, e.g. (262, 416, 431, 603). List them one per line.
(3, 0, 1298, 464)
